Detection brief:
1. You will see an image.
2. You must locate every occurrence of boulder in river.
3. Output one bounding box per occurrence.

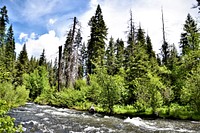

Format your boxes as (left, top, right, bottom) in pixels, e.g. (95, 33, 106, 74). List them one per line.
(89, 105, 95, 114)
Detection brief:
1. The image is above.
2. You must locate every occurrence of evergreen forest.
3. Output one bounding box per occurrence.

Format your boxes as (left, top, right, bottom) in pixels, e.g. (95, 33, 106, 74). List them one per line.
(1, 1, 200, 132)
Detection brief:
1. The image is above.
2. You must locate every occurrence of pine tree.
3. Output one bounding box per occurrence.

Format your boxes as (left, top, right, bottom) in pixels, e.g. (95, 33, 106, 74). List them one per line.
(39, 49, 46, 66)
(124, 11, 136, 70)
(146, 34, 156, 60)
(125, 25, 150, 104)
(168, 44, 179, 71)
(3, 25, 16, 82)
(180, 14, 199, 55)
(15, 44, 29, 85)
(115, 38, 124, 73)
(5, 25, 15, 72)
(161, 41, 170, 65)
(177, 14, 200, 102)
(125, 43, 149, 104)
(167, 44, 180, 102)
(136, 25, 146, 47)
(0, 6, 9, 45)
(106, 37, 116, 75)
(87, 4, 108, 74)
(29, 56, 38, 73)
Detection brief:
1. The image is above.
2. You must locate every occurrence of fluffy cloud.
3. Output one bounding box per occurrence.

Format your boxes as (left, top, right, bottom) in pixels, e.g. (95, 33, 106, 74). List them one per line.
(16, 30, 65, 61)
(19, 33, 28, 41)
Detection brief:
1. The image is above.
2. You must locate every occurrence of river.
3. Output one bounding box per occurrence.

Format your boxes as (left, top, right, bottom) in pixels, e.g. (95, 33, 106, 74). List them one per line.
(8, 103, 200, 133)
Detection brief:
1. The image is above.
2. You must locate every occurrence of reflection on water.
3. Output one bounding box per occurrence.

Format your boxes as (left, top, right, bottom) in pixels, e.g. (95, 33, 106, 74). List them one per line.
(8, 103, 200, 133)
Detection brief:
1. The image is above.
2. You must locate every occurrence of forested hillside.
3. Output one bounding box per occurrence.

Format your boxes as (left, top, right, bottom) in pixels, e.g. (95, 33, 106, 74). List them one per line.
(1, 1, 200, 132)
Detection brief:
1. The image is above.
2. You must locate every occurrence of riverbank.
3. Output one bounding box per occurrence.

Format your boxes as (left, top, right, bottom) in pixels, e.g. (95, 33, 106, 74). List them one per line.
(34, 99, 200, 121)
(73, 104, 200, 121)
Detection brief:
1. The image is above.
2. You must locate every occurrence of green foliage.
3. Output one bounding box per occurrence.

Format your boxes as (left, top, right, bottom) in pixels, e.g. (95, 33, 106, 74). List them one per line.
(24, 66, 50, 101)
(57, 89, 86, 107)
(15, 85, 30, 106)
(181, 64, 200, 112)
(84, 74, 101, 103)
(95, 67, 125, 114)
(0, 100, 22, 132)
(74, 79, 87, 90)
(5, 25, 16, 79)
(34, 86, 57, 105)
(0, 82, 29, 107)
(134, 72, 164, 113)
(168, 103, 193, 119)
(28, 56, 38, 73)
(0, 82, 28, 132)
(125, 41, 150, 104)
(0, 101, 23, 133)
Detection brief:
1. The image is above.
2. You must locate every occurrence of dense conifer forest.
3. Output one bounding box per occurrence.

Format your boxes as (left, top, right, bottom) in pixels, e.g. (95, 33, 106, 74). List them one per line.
(1, 1, 200, 132)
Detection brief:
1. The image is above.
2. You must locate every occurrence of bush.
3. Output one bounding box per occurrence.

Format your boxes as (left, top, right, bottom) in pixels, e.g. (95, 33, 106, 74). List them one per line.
(24, 66, 50, 101)
(34, 87, 57, 105)
(169, 103, 192, 119)
(14, 85, 30, 107)
(0, 100, 23, 132)
(74, 79, 87, 90)
(0, 82, 29, 107)
(0, 83, 29, 132)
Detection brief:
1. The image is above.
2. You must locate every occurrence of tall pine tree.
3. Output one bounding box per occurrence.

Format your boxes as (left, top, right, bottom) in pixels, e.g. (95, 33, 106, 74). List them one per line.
(0, 6, 9, 45)
(87, 4, 107, 74)
(5, 25, 16, 72)
(15, 44, 29, 85)
(180, 14, 199, 55)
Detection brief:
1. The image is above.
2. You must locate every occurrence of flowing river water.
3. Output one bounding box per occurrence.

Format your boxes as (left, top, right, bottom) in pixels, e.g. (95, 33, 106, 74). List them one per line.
(8, 103, 200, 133)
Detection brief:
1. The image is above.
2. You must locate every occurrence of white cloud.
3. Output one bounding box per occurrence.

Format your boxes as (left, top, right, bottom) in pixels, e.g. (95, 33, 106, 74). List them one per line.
(19, 32, 28, 41)
(30, 32, 37, 39)
(16, 30, 65, 61)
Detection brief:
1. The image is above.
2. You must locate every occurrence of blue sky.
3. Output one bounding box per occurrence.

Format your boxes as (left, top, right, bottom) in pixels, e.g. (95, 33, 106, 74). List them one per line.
(0, 0, 90, 40)
(0, 0, 199, 60)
